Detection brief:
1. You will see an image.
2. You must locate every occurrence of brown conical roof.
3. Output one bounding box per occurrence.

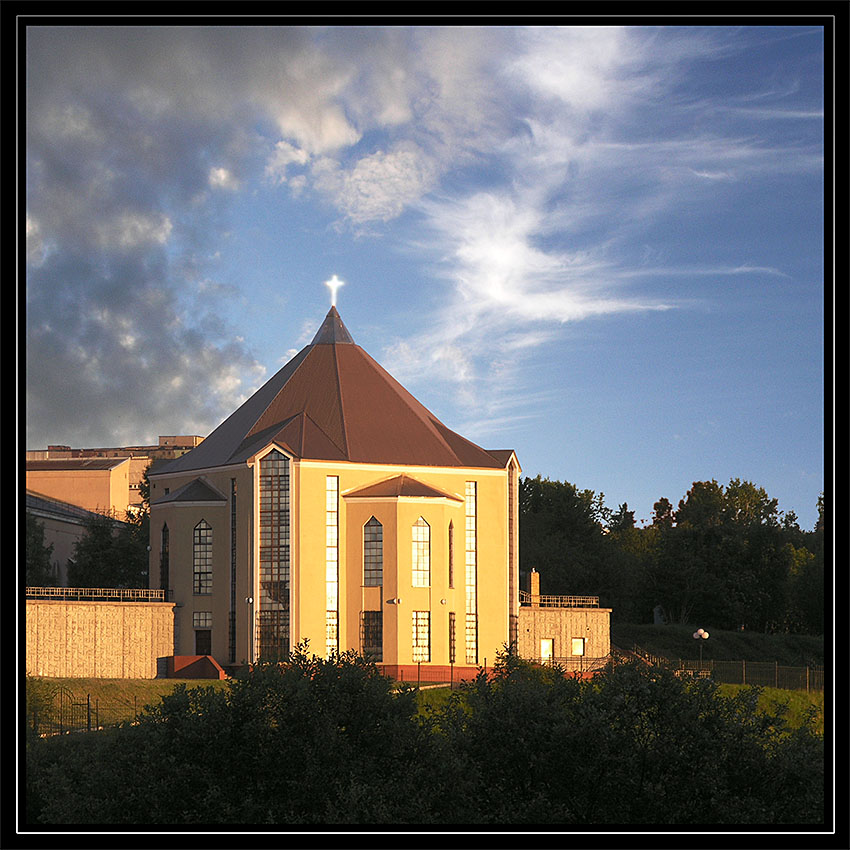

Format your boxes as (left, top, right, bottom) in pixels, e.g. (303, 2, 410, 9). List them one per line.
(159, 307, 507, 474)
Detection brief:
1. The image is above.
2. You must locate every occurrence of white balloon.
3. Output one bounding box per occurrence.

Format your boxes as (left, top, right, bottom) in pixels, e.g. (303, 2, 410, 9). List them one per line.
(693, 632, 700, 639)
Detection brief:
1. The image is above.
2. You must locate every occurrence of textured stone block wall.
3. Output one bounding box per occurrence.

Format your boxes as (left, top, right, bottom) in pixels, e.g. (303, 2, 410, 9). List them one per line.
(26, 600, 175, 678)
(517, 606, 612, 661)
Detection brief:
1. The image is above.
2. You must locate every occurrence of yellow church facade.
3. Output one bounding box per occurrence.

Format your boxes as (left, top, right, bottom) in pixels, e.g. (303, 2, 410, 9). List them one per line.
(149, 307, 520, 676)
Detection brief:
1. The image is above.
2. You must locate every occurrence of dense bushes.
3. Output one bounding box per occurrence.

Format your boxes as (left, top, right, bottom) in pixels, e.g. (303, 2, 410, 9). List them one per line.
(26, 648, 824, 826)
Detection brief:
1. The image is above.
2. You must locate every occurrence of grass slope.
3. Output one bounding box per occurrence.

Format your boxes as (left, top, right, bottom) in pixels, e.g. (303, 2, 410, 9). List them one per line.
(611, 622, 824, 666)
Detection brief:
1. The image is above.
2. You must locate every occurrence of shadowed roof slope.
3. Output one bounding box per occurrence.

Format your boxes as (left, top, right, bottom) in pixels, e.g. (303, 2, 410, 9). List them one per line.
(157, 307, 508, 474)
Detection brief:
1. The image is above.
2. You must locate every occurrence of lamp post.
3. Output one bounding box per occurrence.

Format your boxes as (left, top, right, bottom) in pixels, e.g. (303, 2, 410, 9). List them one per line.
(692, 628, 709, 669)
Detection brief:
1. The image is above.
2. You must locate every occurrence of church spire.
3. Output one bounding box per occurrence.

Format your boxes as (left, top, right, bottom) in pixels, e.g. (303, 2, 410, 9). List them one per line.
(311, 305, 355, 345)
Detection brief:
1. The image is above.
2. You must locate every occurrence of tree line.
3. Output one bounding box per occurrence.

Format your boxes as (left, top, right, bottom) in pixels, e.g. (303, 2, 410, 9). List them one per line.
(521, 476, 825, 635)
(25, 646, 824, 826)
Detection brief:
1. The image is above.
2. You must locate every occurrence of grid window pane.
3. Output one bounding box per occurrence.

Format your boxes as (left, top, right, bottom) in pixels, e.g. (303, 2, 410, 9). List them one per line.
(412, 611, 430, 662)
(465, 482, 477, 663)
(363, 517, 383, 586)
(361, 610, 383, 661)
(258, 450, 290, 661)
(193, 519, 213, 595)
(326, 476, 339, 657)
(412, 517, 430, 587)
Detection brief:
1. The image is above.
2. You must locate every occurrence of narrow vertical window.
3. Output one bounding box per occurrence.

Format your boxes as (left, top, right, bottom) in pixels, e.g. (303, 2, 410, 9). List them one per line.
(326, 476, 339, 657)
(508, 461, 518, 650)
(361, 610, 383, 661)
(448, 521, 454, 589)
(193, 519, 212, 595)
(258, 450, 290, 661)
(412, 517, 430, 587)
(448, 611, 456, 664)
(412, 611, 430, 662)
(363, 517, 383, 586)
(465, 481, 477, 663)
(159, 523, 169, 591)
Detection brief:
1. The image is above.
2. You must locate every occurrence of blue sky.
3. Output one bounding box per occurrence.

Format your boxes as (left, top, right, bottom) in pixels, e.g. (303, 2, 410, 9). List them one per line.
(25, 24, 826, 528)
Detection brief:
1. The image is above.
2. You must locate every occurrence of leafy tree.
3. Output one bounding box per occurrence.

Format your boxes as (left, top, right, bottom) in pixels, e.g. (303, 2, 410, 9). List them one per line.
(520, 475, 610, 596)
(675, 479, 725, 529)
(25, 512, 56, 586)
(723, 478, 780, 527)
(651, 497, 675, 528)
(608, 502, 635, 532)
(67, 511, 148, 588)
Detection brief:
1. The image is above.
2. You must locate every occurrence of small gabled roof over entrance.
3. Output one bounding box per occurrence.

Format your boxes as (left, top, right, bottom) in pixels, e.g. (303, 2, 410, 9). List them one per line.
(158, 307, 513, 475)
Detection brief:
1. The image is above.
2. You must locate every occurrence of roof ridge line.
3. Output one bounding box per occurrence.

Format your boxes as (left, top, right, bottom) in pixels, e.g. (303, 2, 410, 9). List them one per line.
(330, 343, 350, 458)
(355, 347, 466, 465)
(301, 410, 348, 459)
(241, 343, 315, 442)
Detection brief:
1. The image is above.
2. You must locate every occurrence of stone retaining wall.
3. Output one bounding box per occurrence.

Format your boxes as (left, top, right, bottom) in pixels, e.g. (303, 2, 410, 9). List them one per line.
(26, 599, 176, 678)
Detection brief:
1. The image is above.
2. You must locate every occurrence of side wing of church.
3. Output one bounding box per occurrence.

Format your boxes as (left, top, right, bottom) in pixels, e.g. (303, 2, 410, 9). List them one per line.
(149, 307, 521, 674)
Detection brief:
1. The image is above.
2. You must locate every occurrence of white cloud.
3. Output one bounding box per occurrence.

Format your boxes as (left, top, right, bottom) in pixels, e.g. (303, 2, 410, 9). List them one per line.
(264, 140, 310, 185)
(94, 211, 173, 250)
(315, 142, 438, 223)
(510, 26, 647, 112)
(209, 167, 239, 190)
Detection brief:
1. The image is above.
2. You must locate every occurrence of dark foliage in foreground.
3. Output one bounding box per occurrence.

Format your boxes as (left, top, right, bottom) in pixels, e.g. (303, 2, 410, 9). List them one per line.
(26, 648, 824, 826)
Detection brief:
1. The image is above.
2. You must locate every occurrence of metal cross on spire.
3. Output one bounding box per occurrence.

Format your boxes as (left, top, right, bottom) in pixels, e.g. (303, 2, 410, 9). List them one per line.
(325, 274, 344, 307)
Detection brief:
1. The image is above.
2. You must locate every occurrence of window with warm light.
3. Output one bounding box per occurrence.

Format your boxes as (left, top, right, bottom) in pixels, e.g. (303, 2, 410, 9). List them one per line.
(412, 517, 430, 587)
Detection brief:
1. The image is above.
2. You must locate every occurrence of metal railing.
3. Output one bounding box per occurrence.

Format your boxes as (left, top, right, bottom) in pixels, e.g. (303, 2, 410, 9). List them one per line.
(26, 586, 172, 602)
(677, 659, 824, 692)
(519, 590, 599, 608)
(533, 655, 611, 672)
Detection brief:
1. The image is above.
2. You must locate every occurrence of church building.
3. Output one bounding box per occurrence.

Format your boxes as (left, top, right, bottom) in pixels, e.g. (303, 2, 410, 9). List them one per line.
(148, 304, 521, 676)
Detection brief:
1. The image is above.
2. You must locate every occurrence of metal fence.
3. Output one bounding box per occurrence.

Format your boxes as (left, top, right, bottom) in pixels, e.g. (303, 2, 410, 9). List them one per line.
(28, 687, 145, 737)
(26, 586, 172, 602)
(627, 645, 824, 692)
(677, 659, 824, 692)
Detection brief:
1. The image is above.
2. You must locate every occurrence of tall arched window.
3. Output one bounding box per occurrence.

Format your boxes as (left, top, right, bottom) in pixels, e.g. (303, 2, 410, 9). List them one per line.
(412, 517, 430, 587)
(364, 517, 383, 586)
(193, 519, 213, 595)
